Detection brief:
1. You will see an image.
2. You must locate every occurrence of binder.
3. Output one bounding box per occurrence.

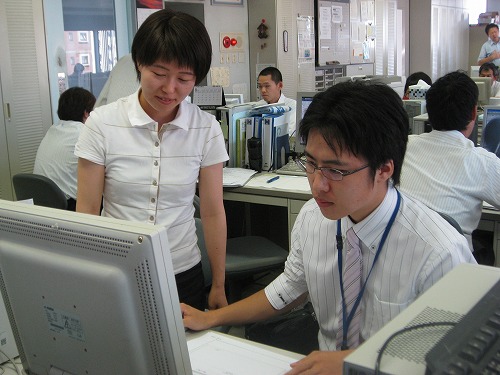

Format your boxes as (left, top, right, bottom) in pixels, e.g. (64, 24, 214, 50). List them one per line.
(244, 116, 262, 167)
(262, 115, 289, 171)
(235, 118, 249, 168)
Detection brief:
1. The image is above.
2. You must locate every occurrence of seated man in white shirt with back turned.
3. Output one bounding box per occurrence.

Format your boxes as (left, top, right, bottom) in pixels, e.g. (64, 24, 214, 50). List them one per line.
(256, 66, 296, 136)
(182, 80, 475, 375)
(400, 70, 500, 255)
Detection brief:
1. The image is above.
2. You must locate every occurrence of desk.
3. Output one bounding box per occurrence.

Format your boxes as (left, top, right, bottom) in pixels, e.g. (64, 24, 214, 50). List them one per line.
(0, 331, 303, 375)
(224, 173, 311, 249)
(224, 173, 500, 266)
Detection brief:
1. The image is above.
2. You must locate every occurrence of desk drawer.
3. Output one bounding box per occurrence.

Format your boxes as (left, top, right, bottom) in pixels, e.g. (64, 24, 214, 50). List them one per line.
(290, 199, 306, 214)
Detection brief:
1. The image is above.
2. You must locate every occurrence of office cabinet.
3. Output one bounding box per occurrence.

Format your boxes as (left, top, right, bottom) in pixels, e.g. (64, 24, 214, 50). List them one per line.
(288, 199, 306, 244)
(0, 0, 52, 200)
(345, 63, 374, 76)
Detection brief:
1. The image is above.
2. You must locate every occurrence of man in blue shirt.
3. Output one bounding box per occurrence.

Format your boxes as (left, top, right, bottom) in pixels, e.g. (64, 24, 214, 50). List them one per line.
(478, 23, 500, 67)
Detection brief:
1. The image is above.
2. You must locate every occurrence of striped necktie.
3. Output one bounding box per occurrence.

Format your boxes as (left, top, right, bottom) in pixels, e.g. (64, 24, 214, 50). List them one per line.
(336, 227, 362, 350)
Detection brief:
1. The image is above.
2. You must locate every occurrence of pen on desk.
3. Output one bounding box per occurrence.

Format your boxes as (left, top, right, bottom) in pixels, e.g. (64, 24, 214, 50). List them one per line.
(266, 176, 280, 183)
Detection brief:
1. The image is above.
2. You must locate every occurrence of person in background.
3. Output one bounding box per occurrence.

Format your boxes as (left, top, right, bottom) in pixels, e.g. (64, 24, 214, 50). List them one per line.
(75, 9, 229, 311)
(182, 81, 475, 375)
(33, 87, 96, 211)
(400, 71, 500, 255)
(479, 62, 500, 97)
(256, 66, 296, 136)
(478, 23, 500, 67)
(402, 71, 432, 100)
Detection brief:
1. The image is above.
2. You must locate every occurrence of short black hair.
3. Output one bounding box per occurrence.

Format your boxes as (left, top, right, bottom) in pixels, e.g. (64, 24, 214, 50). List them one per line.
(131, 9, 212, 85)
(404, 72, 432, 95)
(425, 71, 478, 132)
(57, 87, 96, 122)
(258, 67, 283, 84)
(485, 23, 499, 35)
(299, 81, 409, 185)
(479, 62, 499, 78)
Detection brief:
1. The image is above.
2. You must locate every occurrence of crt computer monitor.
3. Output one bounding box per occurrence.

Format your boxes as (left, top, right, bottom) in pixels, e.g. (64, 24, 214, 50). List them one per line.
(0, 199, 191, 374)
(471, 76, 492, 106)
(295, 91, 317, 154)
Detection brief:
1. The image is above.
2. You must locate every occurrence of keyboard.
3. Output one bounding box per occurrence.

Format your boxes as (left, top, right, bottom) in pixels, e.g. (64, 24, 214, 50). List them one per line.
(425, 279, 500, 375)
(276, 160, 307, 177)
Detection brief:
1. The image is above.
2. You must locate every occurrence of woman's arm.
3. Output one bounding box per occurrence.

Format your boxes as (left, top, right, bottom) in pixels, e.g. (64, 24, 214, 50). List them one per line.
(198, 162, 228, 309)
(76, 158, 105, 215)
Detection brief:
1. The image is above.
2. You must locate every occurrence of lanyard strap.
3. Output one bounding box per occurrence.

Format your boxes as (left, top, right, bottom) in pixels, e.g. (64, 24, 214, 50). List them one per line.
(336, 190, 401, 350)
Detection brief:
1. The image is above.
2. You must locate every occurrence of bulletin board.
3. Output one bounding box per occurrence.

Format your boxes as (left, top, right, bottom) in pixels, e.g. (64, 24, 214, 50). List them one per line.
(316, 0, 350, 66)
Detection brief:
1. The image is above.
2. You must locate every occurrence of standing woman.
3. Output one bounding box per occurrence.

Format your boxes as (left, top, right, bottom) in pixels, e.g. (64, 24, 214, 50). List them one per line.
(75, 9, 228, 311)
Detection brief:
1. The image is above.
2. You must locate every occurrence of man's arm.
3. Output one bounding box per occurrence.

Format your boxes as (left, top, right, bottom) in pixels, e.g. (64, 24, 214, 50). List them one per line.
(181, 289, 306, 330)
(478, 51, 500, 66)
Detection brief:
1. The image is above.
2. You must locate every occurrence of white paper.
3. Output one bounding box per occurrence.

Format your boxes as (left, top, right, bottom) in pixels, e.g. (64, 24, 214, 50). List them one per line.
(223, 168, 258, 187)
(188, 331, 299, 375)
(244, 174, 311, 193)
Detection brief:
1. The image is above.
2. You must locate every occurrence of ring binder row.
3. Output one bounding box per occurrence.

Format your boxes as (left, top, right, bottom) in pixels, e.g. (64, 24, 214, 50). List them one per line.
(218, 103, 290, 171)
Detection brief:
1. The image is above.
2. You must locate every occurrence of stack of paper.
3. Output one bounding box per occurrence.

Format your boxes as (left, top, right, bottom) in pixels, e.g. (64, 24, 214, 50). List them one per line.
(223, 168, 258, 187)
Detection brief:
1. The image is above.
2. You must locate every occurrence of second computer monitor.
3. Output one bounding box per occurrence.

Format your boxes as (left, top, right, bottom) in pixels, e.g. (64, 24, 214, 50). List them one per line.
(471, 76, 492, 106)
(295, 91, 317, 154)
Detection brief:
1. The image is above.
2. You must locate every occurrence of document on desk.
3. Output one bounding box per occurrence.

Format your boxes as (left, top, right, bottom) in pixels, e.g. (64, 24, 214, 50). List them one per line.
(484, 201, 498, 210)
(245, 173, 311, 193)
(223, 167, 258, 187)
(188, 331, 300, 375)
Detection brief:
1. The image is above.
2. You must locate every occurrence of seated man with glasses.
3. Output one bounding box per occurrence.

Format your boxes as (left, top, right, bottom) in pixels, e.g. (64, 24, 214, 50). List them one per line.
(182, 81, 475, 374)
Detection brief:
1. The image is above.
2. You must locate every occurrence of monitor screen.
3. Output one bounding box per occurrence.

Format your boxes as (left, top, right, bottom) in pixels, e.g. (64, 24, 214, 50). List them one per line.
(471, 76, 492, 106)
(224, 93, 244, 105)
(0, 200, 191, 374)
(294, 91, 317, 154)
(482, 105, 500, 156)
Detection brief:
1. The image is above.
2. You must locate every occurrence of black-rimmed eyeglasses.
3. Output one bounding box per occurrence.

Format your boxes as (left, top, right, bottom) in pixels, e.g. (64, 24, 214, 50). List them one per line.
(296, 158, 369, 181)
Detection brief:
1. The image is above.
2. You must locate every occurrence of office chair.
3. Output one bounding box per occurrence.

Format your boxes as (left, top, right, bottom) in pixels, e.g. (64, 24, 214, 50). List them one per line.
(193, 197, 288, 303)
(12, 173, 68, 210)
(438, 211, 463, 235)
(482, 117, 500, 157)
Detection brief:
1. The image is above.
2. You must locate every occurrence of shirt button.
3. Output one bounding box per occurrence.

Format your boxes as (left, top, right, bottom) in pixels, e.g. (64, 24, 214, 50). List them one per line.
(151, 198, 156, 203)
(154, 160, 158, 166)
(152, 180, 157, 186)
(155, 141, 159, 147)
(149, 215, 154, 221)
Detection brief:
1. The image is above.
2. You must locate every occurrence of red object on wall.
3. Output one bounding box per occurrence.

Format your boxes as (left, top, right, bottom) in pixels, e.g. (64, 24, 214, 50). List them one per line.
(223, 36, 231, 48)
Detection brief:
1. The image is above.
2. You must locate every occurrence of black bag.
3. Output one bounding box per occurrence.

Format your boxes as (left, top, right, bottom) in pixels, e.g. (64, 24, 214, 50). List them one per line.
(245, 302, 319, 355)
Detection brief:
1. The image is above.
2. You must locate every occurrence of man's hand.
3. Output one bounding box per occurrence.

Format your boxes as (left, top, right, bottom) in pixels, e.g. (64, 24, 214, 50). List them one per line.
(180, 303, 215, 331)
(491, 51, 500, 61)
(285, 350, 353, 375)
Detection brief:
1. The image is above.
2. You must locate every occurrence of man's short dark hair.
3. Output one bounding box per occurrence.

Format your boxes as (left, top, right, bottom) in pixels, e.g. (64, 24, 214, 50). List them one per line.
(479, 62, 499, 78)
(299, 81, 409, 185)
(131, 9, 212, 85)
(425, 71, 478, 132)
(57, 87, 96, 122)
(485, 23, 499, 35)
(258, 67, 283, 84)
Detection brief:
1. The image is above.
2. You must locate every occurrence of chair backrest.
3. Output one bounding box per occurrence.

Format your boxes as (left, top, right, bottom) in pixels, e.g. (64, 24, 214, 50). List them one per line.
(12, 173, 68, 210)
(438, 211, 463, 235)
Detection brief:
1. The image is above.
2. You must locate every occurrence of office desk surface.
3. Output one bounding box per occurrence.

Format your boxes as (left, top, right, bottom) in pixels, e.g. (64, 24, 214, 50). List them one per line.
(0, 331, 303, 375)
